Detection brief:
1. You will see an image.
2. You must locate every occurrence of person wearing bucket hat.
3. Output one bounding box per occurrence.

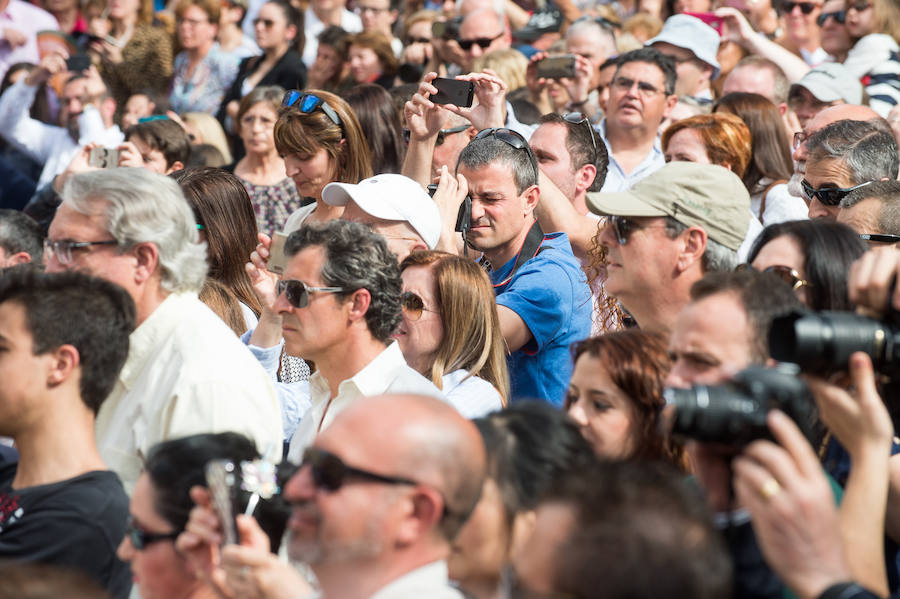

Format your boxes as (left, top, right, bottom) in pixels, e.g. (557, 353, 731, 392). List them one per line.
(322, 173, 441, 262)
(586, 161, 748, 334)
(788, 63, 863, 128)
(647, 14, 721, 104)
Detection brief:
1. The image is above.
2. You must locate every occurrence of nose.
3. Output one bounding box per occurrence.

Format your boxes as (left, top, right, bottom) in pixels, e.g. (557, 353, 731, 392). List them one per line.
(807, 197, 828, 219)
(792, 141, 809, 164)
(598, 220, 616, 249)
(284, 464, 316, 503)
(117, 534, 134, 562)
(790, 3, 803, 16)
(283, 156, 299, 178)
(468, 43, 484, 59)
(567, 400, 588, 426)
(470, 197, 485, 223)
(664, 365, 688, 391)
(273, 287, 293, 316)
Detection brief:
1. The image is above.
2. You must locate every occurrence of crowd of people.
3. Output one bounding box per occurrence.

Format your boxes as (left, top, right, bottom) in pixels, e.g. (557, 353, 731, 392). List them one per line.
(2, 0, 900, 597)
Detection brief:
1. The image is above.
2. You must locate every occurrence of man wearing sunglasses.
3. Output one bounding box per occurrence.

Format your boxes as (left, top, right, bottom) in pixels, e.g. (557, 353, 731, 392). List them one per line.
(588, 162, 748, 335)
(457, 9, 510, 71)
(0, 269, 133, 598)
(803, 118, 898, 219)
(838, 180, 900, 246)
(283, 394, 485, 599)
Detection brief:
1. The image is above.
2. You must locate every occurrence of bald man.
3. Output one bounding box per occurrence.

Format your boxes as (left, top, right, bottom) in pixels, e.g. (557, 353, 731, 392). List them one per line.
(284, 394, 486, 598)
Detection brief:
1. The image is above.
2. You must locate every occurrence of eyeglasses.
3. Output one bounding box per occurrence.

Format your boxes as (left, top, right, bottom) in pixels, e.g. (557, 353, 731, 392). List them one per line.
(800, 179, 874, 206)
(562, 112, 598, 162)
(276, 279, 345, 309)
(402, 124, 470, 146)
(282, 91, 344, 133)
(458, 32, 502, 51)
(611, 76, 668, 98)
(124, 517, 180, 551)
(847, 1, 871, 11)
(792, 130, 808, 150)
(782, 1, 820, 14)
(608, 215, 670, 246)
(860, 233, 900, 244)
(473, 127, 539, 179)
(253, 17, 275, 27)
(816, 9, 845, 25)
(301, 447, 418, 492)
(738, 263, 810, 291)
(400, 291, 439, 321)
(177, 16, 209, 26)
(43, 239, 119, 265)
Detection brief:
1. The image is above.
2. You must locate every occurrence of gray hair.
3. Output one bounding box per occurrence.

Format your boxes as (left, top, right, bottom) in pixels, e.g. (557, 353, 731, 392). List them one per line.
(566, 18, 617, 58)
(62, 168, 208, 293)
(807, 120, 900, 183)
(665, 217, 739, 273)
(284, 219, 401, 343)
(456, 135, 538, 194)
(842, 179, 900, 235)
(0, 209, 43, 262)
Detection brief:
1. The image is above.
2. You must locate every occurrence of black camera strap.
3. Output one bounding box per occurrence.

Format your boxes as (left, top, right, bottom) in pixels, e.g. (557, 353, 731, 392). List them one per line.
(488, 220, 545, 289)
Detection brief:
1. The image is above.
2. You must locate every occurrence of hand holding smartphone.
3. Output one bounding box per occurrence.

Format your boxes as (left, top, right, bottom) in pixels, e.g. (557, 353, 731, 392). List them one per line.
(535, 55, 577, 79)
(430, 78, 475, 107)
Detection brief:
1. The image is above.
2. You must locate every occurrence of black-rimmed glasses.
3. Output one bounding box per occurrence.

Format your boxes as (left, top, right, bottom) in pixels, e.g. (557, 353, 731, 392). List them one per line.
(816, 9, 845, 25)
(563, 112, 598, 162)
(458, 32, 502, 51)
(860, 233, 900, 245)
(402, 124, 470, 146)
(782, 1, 819, 14)
(473, 127, 539, 179)
(125, 516, 180, 551)
(282, 91, 344, 133)
(301, 447, 418, 492)
(608, 215, 669, 246)
(43, 239, 119, 265)
(800, 179, 874, 206)
(276, 279, 345, 309)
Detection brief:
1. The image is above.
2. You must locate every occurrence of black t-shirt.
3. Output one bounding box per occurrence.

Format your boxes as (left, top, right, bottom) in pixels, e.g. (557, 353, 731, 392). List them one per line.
(0, 462, 132, 599)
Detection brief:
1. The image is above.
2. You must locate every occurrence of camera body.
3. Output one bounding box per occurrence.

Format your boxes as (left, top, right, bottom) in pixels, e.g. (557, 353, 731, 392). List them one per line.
(427, 183, 472, 233)
(663, 366, 817, 446)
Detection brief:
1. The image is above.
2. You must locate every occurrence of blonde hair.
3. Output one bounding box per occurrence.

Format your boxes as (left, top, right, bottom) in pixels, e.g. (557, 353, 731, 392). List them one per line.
(661, 113, 752, 179)
(471, 48, 528, 91)
(400, 251, 510, 404)
(622, 13, 663, 42)
(873, 0, 900, 40)
(182, 112, 233, 163)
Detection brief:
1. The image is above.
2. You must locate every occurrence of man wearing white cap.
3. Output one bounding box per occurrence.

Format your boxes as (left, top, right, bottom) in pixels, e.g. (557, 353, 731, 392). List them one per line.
(323, 173, 441, 262)
(647, 14, 721, 104)
(788, 63, 864, 128)
(587, 162, 748, 335)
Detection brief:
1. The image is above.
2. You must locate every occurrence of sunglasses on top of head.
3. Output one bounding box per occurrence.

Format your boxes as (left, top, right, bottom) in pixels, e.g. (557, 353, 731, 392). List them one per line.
(282, 91, 345, 134)
(474, 127, 539, 179)
(562, 111, 598, 161)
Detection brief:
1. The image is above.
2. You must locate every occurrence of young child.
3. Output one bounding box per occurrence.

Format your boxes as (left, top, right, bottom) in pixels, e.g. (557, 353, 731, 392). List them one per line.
(841, 0, 900, 118)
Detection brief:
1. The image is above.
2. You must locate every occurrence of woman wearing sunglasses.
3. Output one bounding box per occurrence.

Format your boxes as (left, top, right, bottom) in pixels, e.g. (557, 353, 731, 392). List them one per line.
(117, 433, 289, 599)
(746, 219, 866, 310)
(278, 90, 374, 232)
(840, 0, 900, 118)
(396, 251, 508, 417)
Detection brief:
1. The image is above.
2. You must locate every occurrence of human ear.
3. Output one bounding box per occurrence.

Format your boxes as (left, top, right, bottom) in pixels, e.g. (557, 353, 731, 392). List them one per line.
(347, 288, 372, 323)
(675, 227, 707, 272)
(47, 344, 79, 387)
(132, 242, 160, 285)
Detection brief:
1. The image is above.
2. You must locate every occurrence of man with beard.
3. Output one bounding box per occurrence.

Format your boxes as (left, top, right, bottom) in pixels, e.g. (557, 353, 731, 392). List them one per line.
(0, 53, 122, 189)
(284, 394, 486, 598)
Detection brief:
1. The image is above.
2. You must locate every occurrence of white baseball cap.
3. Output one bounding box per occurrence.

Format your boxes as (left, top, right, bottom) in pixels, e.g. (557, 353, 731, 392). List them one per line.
(322, 174, 441, 250)
(647, 14, 722, 79)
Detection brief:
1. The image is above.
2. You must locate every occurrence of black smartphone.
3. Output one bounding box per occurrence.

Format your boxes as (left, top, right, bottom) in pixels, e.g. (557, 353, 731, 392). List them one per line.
(66, 54, 91, 72)
(431, 78, 475, 107)
(536, 55, 577, 79)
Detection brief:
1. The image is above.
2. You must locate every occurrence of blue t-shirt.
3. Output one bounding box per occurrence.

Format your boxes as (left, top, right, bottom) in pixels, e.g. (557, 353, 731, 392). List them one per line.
(490, 232, 592, 405)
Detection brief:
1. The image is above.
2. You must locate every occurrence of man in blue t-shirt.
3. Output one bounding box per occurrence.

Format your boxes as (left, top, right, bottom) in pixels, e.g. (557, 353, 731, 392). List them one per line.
(455, 128, 592, 405)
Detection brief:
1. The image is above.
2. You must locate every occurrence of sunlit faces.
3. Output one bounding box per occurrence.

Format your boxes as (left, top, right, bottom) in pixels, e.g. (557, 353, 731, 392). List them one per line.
(664, 128, 712, 165)
(596, 62, 617, 112)
(394, 264, 444, 373)
(0, 302, 53, 437)
(750, 234, 810, 304)
(239, 101, 278, 155)
(458, 13, 507, 67)
(665, 291, 755, 389)
(844, 0, 874, 38)
(448, 477, 511, 589)
(607, 61, 676, 132)
(651, 42, 709, 98)
(283, 148, 336, 199)
(128, 136, 171, 174)
(274, 245, 351, 360)
(314, 44, 345, 82)
(254, 2, 294, 50)
(789, 86, 838, 129)
(803, 156, 856, 219)
(59, 78, 87, 128)
(783, 0, 822, 43)
(348, 44, 383, 83)
(566, 354, 636, 458)
(117, 474, 198, 599)
(122, 94, 154, 130)
(819, 0, 852, 57)
(107, 0, 140, 21)
(177, 4, 216, 50)
(722, 65, 777, 104)
(529, 122, 578, 203)
(356, 0, 395, 34)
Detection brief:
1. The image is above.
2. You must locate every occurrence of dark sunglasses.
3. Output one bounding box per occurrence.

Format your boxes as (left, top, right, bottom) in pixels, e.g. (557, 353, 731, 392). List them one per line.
(458, 32, 502, 51)
(402, 124, 470, 146)
(608, 215, 670, 246)
(860, 233, 900, 244)
(563, 111, 598, 162)
(800, 179, 874, 206)
(782, 1, 819, 14)
(301, 447, 418, 492)
(282, 91, 344, 133)
(400, 290, 438, 321)
(474, 127, 539, 179)
(276, 279, 345, 309)
(816, 9, 845, 25)
(737, 263, 810, 291)
(847, 1, 871, 11)
(125, 517, 180, 551)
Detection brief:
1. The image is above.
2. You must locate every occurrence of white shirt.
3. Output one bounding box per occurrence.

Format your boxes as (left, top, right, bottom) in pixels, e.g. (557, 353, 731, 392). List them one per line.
(301, 6, 362, 67)
(287, 341, 444, 461)
(597, 119, 666, 193)
(0, 80, 123, 188)
(751, 180, 809, 227)
(441, 370, 503, 419)
(370, 561, 464, 599)
(95, 292, 283, 494)
(737, 211, 764, 264)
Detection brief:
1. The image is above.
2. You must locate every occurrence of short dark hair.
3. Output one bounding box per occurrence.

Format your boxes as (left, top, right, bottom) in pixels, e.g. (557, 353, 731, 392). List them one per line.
(124, 118, 192, 170)
(807, 119, 900, 183)
(843, 179, 900, 236)
(614, 47, 677, 96)
(456, 133, 538, 194)
(539, 460, 732, 599)
(747, 220, 867, 312)
(144, 432, 289, 550)
(690, 269, 803, 363)
(284, 219, 401, 343)
(0, 268, 136, 413)
(474, 401, 595, 517)
(0, 210, 43, 263)
(537, 113, 609, 192)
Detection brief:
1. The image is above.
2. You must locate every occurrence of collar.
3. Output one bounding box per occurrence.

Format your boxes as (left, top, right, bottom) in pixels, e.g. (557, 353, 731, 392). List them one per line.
(370, 561, 454, 599)
(312, 341, 406, 399)
(116, 292, 187, 389)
